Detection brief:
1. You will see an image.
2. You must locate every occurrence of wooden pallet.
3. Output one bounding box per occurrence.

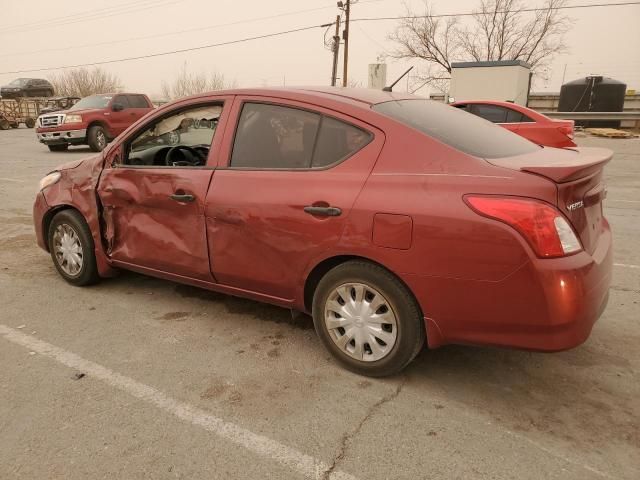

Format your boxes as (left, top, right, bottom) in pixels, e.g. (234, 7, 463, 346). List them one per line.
(585, 128, 637, 138)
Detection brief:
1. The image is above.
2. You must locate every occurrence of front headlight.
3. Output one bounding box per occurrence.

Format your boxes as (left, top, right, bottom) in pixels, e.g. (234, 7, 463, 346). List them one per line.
(38, 171, 61, 191)
(64, 114, 82, 124)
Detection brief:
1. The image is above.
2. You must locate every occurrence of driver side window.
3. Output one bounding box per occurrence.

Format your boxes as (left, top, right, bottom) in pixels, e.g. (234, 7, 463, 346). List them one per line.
(124, 103, 223, 168)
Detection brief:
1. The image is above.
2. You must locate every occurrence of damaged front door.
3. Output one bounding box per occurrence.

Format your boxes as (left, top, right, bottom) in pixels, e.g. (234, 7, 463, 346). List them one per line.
(97, 100, 228, 282)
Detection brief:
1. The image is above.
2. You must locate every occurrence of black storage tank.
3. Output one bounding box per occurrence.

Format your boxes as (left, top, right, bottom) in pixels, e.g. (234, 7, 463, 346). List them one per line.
(558, 76, 627, 128)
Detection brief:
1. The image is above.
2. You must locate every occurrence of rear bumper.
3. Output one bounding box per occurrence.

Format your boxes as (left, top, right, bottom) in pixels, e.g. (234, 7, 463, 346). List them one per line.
(37, 128, 86, 145)
(406, 224, 613, 351)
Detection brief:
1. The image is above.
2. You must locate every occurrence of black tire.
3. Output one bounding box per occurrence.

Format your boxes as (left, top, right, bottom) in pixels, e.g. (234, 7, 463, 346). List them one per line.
(47, 209, 100, 286)
(25, 117, 36, 128)
(87, 125, 108, 152)
(312, 260, 425, 377)
(48, 144, 68, 152)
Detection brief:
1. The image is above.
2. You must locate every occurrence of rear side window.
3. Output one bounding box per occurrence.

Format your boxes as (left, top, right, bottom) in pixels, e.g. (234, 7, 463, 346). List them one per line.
(373, 99, 539, 158)
(313, 117, 371, 167)
(127, 95, 149, 108)
(472, 104, 509, 123)
(114, 95, 130, 108)
(505, 108, 534, 123)
(231, 103, 371, 169)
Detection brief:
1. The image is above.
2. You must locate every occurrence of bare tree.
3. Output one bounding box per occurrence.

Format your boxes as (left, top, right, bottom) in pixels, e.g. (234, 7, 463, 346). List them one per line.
(160, 63, 237, 100)
(48, 67, 123, 97)
(390, 0, 570, 90)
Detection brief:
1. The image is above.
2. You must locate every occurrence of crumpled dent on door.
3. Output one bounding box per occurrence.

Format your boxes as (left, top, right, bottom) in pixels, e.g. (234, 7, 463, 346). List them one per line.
(42, 154, 117, 277)
(98, 167, 213, 280)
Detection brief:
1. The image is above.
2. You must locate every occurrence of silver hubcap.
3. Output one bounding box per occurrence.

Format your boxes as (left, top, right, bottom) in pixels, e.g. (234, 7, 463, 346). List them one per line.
(324, 283, 398, 362)
(52, 224, 83, 276)
(96, 130, 106, 148)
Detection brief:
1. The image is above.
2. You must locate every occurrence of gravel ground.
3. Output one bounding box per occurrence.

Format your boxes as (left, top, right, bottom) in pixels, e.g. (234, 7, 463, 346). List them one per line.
(0, 127, 638, 479)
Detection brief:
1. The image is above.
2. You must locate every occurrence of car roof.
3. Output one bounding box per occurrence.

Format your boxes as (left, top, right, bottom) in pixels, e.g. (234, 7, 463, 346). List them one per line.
(179, 87, 417, 109)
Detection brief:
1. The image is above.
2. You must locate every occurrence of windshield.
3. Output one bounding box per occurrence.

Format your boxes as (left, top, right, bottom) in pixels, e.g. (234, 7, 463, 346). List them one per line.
(372, 99, 540, 158)
(70, 95, 113, 111)
(9, 78, 29, 86)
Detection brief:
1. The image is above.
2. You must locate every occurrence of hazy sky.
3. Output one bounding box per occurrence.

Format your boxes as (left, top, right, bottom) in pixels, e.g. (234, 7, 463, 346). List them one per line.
(0, 0, 638, 98)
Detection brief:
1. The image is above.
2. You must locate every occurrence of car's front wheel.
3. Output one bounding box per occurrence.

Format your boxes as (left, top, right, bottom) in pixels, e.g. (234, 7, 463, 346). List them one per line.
(88, 125, 108, 152)
(312, 260, 425, 377)
(48, 210, 99, 286)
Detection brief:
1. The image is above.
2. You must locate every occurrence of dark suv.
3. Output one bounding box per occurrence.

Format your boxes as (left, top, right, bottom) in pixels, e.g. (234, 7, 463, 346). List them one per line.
(1, 78, 54, 99)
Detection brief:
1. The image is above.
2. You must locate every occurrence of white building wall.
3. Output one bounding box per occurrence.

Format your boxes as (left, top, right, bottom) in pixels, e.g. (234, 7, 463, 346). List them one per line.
(450, 64, 531, 105)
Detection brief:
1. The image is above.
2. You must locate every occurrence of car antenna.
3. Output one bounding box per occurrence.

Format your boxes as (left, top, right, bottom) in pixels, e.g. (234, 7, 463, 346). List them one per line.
(382, 66, 414, 92)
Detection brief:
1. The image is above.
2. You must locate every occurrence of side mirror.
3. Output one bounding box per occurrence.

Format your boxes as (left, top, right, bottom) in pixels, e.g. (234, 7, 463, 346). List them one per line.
(112, 103, 124, 112)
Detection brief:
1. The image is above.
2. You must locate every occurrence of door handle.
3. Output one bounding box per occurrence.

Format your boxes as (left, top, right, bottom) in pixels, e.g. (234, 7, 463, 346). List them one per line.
(303, 206, 342, 217)
(170, 193, 195, 202)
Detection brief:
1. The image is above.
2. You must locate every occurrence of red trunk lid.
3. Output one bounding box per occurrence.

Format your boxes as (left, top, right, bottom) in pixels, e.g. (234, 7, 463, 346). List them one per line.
(488, 147, 612, 254)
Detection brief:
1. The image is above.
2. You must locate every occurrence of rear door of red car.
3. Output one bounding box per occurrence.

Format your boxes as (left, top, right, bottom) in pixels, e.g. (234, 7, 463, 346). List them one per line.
(205, 96, 384, 300)
(97, 96, 233, 281)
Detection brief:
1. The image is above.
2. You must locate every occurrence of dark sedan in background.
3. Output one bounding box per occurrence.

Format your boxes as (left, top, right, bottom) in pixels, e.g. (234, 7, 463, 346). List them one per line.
(1, 78, 55, 99)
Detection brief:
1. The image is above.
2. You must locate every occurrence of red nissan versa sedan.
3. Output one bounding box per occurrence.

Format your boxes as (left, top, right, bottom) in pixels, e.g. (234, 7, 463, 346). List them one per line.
(33, 88, 612, 377)
(451, 100, 576, 148)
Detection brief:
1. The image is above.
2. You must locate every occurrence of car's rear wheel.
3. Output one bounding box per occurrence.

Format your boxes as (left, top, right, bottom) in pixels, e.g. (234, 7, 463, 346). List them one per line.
(88, 125, 108, 152)
(48, 210, 99, 286)
(48, 144, 68, 152)
(312, 260, 425, 377)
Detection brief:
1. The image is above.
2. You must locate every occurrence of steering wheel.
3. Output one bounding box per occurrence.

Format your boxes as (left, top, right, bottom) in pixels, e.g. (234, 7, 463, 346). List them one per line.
(165, 145, 205, 166)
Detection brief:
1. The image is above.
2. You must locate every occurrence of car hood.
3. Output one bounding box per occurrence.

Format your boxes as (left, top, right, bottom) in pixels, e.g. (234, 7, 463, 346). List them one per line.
(56, 154, 101, 172)
(65, 108, 106, 116)
(55, 158, 87, 171)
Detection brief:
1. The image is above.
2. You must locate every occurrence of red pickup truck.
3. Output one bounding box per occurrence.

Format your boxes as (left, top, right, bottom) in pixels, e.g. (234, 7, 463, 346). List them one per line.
(36, 93, 154, 152)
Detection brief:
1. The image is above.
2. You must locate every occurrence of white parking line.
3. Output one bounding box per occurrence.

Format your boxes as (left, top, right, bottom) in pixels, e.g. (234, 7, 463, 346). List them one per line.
(614, 263, 640, 269)
(0, 325, 356, 480)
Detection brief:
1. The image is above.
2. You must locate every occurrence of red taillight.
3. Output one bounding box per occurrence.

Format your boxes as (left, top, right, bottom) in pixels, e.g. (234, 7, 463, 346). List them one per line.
(465, 196, 582, 258)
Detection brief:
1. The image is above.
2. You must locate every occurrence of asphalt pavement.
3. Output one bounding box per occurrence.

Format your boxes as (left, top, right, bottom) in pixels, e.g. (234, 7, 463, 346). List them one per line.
(1, 127, 638, 479)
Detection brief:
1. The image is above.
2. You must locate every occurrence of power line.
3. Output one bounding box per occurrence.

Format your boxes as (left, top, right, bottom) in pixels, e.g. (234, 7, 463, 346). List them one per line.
(1, 1, 637, 75)
(0, 0, 186, 34)
(0, 0, 389, 37)
(0, 0, 153, 32)
(0, 3, 345, 59)
(0, 24, 332, 75)
(349, 1, 640, 22)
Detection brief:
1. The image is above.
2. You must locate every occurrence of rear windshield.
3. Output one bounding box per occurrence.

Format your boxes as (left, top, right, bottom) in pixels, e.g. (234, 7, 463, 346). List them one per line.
(372, 99, 540, 158)
(70, 95, 113, 111)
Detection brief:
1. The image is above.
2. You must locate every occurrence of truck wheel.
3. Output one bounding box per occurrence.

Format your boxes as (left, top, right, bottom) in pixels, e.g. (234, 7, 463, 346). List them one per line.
(0, 119, 11, 130)
(25, 117, 36, 128)
(48, 144, 69, 152)
(88, 125, 108, 152)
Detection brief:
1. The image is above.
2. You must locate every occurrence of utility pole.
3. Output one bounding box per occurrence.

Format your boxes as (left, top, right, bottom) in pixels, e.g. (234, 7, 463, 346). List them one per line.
(342, 0, 351, 87)
(331, 15, 341, 86)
